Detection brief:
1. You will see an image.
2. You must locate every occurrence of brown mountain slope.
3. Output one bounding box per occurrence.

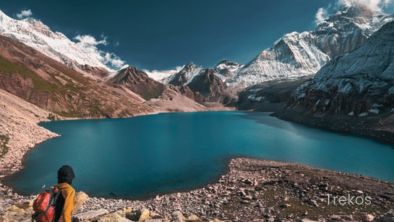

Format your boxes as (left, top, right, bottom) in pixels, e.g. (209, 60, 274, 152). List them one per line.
(187, 69, 234, 104)
(0, 35, 153, 118)
(108, 66, 209, 112)
(0, 88, 57, 174)
(108, 66, 165, 100)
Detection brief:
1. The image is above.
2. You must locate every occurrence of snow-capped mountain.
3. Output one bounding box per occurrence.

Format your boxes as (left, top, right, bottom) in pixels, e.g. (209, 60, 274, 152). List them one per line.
(164, 63, 203, 86)
(214, 60, 243, 80)
(293, 20, 394, 115)
(314, 22, 394, 83)
(162, 60, 242, 86)
(0, 10, 120, 76)
(230, 4, 392, 87)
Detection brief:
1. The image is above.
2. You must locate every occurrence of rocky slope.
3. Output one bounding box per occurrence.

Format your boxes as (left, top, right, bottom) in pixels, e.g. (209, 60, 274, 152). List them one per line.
(146, 86, 207, 113)
(109, 66, 166, 100)
(275, 20, 394, 144)
(237, 77, 310, 112)
(166, 63, 202, 86)
(0, 89, 58, 176)
(0, 35, 156, 118)
(230, 4, 392, 87)
(164, 64, 238, 104)
(213, 60, 243, 81)
(187, 69, 230, 104)
(292, 20, 394, 116)
(108, 66, 211, 112)
(0, 10, 116, 76)
(2, 158, 394, 221)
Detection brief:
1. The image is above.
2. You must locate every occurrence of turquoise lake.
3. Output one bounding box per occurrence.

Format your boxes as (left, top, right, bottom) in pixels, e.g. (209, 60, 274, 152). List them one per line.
(5, 111, 394, 198)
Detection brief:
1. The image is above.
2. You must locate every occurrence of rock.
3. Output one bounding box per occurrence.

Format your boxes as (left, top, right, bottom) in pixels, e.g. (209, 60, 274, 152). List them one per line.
(97, 212, 132, 222)
(15, 200, 32, 209)
(329, 215, 342, 221)
(209, 219, 223, 222)
(186, 214, 200, 221)
(362, 213, 374, 222)
(126, 210, 142, 221)
(279, 203, 291, 208)
(329, 215, 353, 221)
(377, 210, 394, 221)
(172, 211, 185, 222)
(139, 208, 151, 222)
(309, 199, 319, 207)
(126, 208, 151, 222)
(301, 219, 318, 222)
(186, 214, 201, 222)
(75, 209, 109, 220)
(75, 191, 89, 211)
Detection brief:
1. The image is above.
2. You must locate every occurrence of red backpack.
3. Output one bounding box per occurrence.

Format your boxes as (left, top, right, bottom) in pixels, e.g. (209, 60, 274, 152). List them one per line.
(32, 187, 61, 222)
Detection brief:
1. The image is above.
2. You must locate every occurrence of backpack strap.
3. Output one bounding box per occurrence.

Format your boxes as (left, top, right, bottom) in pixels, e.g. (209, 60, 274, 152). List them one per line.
(31, 212, 39, 222)
(43, 188, 61, 222)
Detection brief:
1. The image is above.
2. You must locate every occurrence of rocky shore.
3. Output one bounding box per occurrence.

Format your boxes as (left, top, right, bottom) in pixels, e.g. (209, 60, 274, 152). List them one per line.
(1, 158, 394, 222)
(1, 88, 394, 221)
(274, 108, 394, 146)
(0, 89, 58, 177)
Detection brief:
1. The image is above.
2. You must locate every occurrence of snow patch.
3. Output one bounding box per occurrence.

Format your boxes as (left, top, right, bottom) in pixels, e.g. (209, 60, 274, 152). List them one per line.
(0, 9, 125, 73)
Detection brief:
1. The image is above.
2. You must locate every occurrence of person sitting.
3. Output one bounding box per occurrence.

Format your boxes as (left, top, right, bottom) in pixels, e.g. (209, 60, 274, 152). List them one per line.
(54, 165, 76, 222)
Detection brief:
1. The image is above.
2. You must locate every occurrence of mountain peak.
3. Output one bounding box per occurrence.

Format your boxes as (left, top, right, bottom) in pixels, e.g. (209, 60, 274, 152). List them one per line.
(215, 60, 239, 67)
(109, 65, 165, 100)
(166, 63, 202, 86)
(183, 62, 199, 70)
(231, 3, 392, 88)
(214, 60, 242, 79)
(315, 20, 394, 82)
(337, 3, 376, 18)
(0, 9, 121, 75)
(117, 66, 147, 78)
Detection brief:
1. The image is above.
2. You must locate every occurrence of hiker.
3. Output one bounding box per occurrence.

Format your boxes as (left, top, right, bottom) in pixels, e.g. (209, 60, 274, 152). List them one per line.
(32, 165, 79, 222)
(55, 165, 76, 222)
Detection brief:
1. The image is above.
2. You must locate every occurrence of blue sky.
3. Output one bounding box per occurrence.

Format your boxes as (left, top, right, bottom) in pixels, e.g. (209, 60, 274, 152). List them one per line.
(0, 0, 392, 70)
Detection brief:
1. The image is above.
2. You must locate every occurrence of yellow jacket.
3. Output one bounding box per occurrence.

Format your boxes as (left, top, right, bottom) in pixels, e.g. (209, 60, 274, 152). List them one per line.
(57, 183, 75, 222)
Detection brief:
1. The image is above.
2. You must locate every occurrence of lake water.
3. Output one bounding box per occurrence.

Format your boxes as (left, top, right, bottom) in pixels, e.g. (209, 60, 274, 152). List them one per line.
(5, 111, 394, 198)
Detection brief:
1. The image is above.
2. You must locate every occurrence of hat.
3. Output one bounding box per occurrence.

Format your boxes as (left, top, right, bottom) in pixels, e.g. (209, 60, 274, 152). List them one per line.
(57, 165, 75, 184)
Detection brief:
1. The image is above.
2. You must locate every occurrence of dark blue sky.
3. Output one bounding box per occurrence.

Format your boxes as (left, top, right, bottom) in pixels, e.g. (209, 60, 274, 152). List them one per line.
(1, 0, 333, 69)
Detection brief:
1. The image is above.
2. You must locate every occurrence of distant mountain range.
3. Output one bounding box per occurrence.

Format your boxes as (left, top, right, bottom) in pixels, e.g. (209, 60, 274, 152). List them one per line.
(0, 3, 393, 127)
(293, 20, 394, 116)
(1, 3, 391, 91)
(156, 4, 392, 89)
(231, 5, 392, 87)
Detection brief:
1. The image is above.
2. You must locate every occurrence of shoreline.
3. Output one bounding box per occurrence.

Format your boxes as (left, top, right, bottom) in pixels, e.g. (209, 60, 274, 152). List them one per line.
(2, 158, 394, 221)
(273, 109, 394, 147)
(1, 106, 394, 220)
(2, 108, 393, 194)
(0, 108, 235, 198)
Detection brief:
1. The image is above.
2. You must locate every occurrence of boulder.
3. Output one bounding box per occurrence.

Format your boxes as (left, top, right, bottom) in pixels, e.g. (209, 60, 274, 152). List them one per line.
(97, 212, 132, 222)
(126, 208, 151, 222)
(75, 209, 109, 220)
(75, 191, 89, 210)
(186, 214, 200, 221)
(139, 208, 151, 221)
(172, 211, 185, 222)
(362, 213, 374, 222)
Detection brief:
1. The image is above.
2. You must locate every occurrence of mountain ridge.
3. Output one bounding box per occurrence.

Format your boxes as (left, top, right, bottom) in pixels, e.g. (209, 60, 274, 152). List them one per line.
(0, 10, 117, 77)
(229, 4, 392, 87)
